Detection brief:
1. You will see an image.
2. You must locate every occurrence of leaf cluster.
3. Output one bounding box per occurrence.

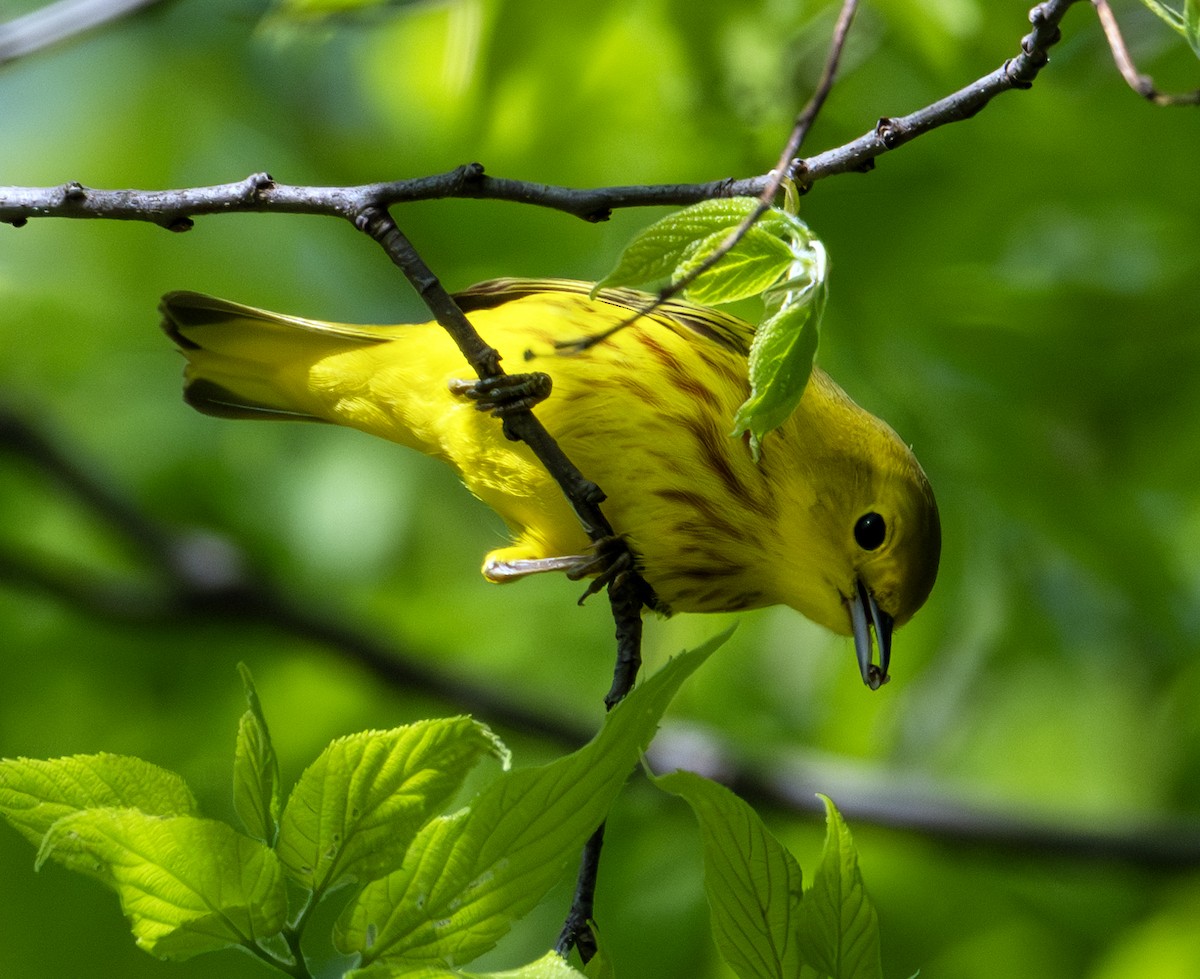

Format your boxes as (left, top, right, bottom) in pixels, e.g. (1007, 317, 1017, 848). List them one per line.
(0, 640, 719, 977)
(597, 196, 829, 458)
(0, 635, 887, 979)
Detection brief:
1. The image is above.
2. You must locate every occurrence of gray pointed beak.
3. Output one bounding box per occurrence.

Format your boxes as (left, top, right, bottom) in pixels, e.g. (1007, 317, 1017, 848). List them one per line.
(849, 578, 894, 690)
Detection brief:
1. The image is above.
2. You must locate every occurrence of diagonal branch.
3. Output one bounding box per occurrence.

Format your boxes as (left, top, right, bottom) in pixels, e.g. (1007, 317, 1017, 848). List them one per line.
(604, 0, 863, 331)
(346, 206, 653, 963)
(794, 0, 1076, 186)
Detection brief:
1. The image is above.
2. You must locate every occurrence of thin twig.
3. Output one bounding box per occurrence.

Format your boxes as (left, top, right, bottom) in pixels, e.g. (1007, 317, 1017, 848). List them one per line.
(670, 0, 862, 294)
(1091, 0, 1200, 106)
(559, 0, 862, 354)
(0, 0, 166, 66)
(794, 0, 1075, 186)
(554, 567, 650, 960)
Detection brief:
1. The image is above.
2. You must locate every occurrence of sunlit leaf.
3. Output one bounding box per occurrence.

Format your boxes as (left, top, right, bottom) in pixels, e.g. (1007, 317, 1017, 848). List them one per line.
(233, 663, 280, 845)
(655, 769, 804, 979)
(596, 198, 763, 293)
(37, 809, 286, 960)
(0, 753, 197, 847)
(345, 950, 589, 979)
(679, 227, 793, 306)
(461, 950, 591, 979)
(277, 717, 509, 895)
(335, 630, 731, 970)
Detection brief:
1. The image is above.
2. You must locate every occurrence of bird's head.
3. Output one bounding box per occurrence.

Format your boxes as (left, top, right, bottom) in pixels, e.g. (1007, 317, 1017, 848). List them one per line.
(778, 371, 941, 689)
(839, 459, 941, 689)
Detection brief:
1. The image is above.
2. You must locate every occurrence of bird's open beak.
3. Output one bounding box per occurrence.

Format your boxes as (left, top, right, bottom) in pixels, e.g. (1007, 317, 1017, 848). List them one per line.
(849, 578, 893, 690)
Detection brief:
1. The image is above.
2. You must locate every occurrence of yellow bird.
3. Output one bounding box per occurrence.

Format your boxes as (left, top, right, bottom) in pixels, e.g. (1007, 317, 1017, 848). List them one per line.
(161, 278, 940, 687)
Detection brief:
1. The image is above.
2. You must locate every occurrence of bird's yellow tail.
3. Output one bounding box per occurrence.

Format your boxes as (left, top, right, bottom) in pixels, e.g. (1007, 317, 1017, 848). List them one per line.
(160, 291, 389, 423)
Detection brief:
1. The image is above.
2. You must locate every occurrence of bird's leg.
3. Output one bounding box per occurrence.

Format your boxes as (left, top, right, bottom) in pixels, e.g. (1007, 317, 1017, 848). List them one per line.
(486, 536, 663, 614)
(449, 372, 553, 440)
(565, 535, 636, 600)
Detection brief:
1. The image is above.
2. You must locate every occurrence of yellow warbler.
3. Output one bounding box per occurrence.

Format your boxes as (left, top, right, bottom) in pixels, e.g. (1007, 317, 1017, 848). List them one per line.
(161, 278, 939, 687)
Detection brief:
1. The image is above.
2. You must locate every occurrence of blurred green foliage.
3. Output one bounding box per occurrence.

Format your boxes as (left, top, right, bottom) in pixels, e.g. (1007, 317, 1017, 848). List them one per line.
(1, 0, 1199, 976)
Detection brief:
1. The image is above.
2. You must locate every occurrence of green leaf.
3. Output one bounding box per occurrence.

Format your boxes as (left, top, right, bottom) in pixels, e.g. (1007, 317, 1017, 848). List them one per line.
(1137, 0, 1200, 52)
(37, 809, 286, 960)
(581, 921, 616, 979)
(336, 629, 731, 970)
(461, 950, 591, 979)
(0, 753, 198, 847)
(345, 950, 589, 979)
(1138, 0, 1186, 34)
(596, 197, 762, 292)
(596, 198, 826, 312)
(730, 285, 824, 459)
(597, 199, 829, 456)
(655, 769, 805, 979)
(277, 717, 509, 895)
(678, 227, 794, 306)
(797, 796, 882, 979)
(233, 663, 280, 845)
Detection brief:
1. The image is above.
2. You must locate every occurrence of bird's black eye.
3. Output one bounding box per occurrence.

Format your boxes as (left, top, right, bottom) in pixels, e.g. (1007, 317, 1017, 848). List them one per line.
(854, 512, 887, 551)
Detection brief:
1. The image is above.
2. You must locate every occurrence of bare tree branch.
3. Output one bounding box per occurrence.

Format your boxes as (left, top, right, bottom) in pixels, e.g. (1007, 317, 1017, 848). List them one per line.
(0, 1, 1104, 232)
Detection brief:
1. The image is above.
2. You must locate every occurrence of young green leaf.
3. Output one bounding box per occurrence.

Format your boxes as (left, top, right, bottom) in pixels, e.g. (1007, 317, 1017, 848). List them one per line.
(798, 795, 882, 979)
(730, 288, 823, 459)
(335, 629, 731, 971)
(678, 227, 794, 306)
(277, 717, 509, 896)
(346, 950, 589, 979)
(1138, 0, 1185, 34)
(1137, 0, 1200, 53)
(459, 950, 590, 979)
(0, 753, 197, 847)
(233, 663, 280, 845)
(37, 809, 286, 960)
(595, 197, 763, 293)
(655, 769, 805, 979)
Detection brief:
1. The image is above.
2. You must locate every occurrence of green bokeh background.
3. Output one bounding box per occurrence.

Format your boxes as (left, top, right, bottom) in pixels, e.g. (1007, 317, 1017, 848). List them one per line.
(2, 0, 1199, 976)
